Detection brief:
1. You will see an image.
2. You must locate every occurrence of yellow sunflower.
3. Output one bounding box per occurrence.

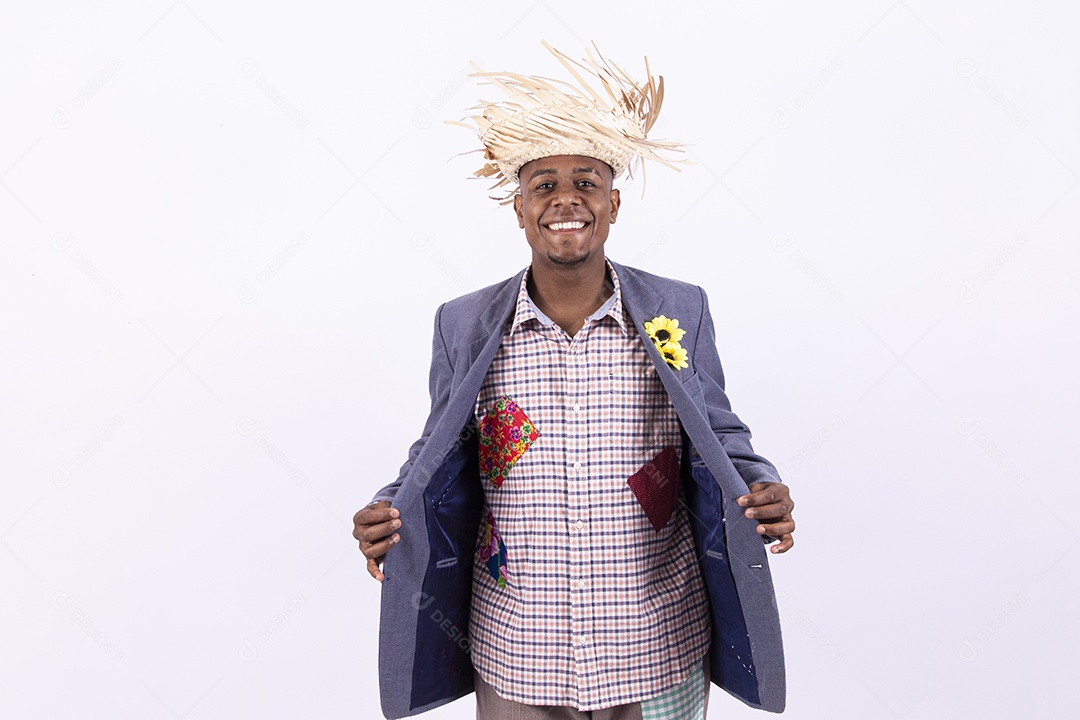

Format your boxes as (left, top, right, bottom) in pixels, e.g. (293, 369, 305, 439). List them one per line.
(658, 341, 689, 370)
(644, 315, 686, 347)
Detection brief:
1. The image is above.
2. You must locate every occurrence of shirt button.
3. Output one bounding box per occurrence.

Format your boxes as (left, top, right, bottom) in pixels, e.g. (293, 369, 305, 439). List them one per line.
(575, 520, 584, 530)
(577, 579, 585, 588)
(578, 636, 588, 647)
(572, 403, 581, 413)
(573, 461, 582, 470)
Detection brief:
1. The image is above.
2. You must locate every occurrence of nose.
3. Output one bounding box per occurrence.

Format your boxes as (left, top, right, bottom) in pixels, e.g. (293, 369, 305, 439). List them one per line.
(552, 185, 581, 205)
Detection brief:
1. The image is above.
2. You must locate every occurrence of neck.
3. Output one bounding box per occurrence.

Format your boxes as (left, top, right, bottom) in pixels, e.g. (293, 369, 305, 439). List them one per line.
(527, 255, 613, 337)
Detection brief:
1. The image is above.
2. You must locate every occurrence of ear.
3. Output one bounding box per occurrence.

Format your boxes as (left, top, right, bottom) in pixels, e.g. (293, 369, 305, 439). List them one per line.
(513, 193, 525, 229)
(609, 189, 621, 223)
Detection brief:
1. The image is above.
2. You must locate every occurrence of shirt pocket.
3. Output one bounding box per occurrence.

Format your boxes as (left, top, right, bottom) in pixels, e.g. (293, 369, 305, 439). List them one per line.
(605, 355, 658, 397)
(603, 356, 681, 458)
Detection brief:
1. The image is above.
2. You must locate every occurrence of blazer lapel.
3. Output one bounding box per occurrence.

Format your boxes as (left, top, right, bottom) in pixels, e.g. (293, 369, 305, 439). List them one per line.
(465, 268, 525, 367)
(435, 269, 525, 434)
(610, 259, 663, 321)
(612, 259, 714, 443)
(612, 261, 680, 371)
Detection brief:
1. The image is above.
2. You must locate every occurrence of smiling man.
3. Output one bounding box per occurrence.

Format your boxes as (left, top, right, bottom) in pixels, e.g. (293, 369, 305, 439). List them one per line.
(515, 155, 621, 337)
(353, 42, 796, 720)
(520, 158, 615, 262)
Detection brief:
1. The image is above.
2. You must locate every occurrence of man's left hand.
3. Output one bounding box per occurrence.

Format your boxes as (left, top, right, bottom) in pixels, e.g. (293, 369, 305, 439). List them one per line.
(737, 482, 795, 554)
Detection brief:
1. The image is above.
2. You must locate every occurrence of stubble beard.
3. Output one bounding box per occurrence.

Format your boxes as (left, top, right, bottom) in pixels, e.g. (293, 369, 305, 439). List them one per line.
(547, 249, 591, 267)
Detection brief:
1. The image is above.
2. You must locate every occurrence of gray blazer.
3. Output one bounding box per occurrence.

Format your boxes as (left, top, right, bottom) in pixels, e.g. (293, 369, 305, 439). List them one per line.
(372, 260, 786, 717)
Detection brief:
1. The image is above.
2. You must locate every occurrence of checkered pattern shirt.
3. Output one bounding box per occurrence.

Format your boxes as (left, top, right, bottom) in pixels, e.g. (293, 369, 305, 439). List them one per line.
(468, 262, 711, 711)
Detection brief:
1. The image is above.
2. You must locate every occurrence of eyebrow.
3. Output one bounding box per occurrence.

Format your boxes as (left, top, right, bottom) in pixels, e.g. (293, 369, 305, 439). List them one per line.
(527, 166, 603, 181)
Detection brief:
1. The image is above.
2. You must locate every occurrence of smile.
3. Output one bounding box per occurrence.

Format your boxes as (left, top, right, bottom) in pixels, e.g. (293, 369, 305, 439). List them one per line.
(545, 221, 587, 230)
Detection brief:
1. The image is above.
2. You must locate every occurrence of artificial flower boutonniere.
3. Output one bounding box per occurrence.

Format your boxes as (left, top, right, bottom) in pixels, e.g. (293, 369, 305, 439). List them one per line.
(645, 315, 689, 370)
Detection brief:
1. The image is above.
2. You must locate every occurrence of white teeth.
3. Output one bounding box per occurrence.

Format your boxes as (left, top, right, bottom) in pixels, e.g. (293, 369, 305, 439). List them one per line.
(547, 221, 586, 230)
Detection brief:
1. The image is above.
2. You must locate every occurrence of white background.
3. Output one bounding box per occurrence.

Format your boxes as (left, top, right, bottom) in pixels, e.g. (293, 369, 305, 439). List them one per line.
(2, 1, 1077, 718)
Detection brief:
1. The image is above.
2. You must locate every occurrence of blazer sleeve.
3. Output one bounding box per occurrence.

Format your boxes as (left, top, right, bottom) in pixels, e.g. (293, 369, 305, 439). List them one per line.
(694, 286, 784, 488)
(370, 303, 456, 504)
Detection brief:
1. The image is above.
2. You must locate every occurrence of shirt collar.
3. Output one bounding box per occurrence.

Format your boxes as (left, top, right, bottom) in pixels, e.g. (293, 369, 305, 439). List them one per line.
(509, 259, 628, 336)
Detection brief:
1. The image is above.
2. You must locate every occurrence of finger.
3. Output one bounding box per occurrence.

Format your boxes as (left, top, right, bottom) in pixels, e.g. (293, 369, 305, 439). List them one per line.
(367, 555, 385, 582)
(352, 505, 399, 543)
(769, 534, 794, 554)
(353, 502, 397, 528)
(738, 484, 793, 510)
(743, 502, 794, 521)
(756, 518, 795, 538)
(738, 487, 776, 508)
(353, 500, 389, 519)
(360, 516, 403, 544)
(361, 533, 400, 561)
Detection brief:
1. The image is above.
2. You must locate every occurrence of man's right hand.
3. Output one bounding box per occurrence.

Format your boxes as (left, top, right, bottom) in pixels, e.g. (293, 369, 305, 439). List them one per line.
(353, 501, 401, 582)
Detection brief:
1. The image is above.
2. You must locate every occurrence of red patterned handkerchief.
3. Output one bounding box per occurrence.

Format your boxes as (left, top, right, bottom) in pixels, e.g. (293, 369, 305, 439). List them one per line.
(627, 445, 680, 532)
(478, 395, 539, 488)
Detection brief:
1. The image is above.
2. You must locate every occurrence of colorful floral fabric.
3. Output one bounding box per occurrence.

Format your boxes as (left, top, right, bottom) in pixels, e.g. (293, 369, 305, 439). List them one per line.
(476, 394, 538, 587)
(479, 510, 508, 588)
(478, 395, 539, 488)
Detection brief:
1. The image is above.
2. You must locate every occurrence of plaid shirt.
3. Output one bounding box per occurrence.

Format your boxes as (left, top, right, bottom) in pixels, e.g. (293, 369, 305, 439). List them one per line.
(469, 262, 711, 711)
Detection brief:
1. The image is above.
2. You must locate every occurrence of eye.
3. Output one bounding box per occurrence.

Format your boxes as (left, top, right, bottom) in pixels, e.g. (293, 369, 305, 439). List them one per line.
(577, 179, 595, 188)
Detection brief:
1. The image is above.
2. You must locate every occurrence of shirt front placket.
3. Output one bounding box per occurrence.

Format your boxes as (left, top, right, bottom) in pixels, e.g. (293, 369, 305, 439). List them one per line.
(553, 317, 598, 687)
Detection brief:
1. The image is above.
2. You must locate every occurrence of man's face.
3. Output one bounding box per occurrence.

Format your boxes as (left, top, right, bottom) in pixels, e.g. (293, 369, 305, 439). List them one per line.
(513, 154, 621, 269)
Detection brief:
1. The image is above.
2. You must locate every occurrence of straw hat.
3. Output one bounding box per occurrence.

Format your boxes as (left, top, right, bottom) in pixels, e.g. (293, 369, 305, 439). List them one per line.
(449, 41, 686, 203)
